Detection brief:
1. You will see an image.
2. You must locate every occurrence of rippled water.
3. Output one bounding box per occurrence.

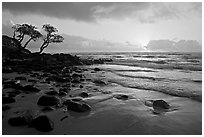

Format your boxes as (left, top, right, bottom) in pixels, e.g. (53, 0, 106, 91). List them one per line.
(78, 52, 202, 102)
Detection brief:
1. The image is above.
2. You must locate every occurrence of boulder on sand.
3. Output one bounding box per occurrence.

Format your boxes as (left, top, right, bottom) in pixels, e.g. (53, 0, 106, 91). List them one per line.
(58, 91, 67, 97)
(153, 100, 170, 109)
(93, 79, 107, 86)
(22, 85, 40, 92)
(8, 111, 34, 126)
(64, 100, 91, 112)
(78, 92, 89, 98)
(30, 115, 54, 132)
(94, 68, 101, 71)
(114, 94, 129, 100)
(37, 95, 61, 106)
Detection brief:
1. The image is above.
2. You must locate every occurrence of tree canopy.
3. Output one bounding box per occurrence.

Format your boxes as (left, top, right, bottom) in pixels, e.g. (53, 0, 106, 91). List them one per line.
(11, 23, 64, 53)
(39, 24, 64, 53)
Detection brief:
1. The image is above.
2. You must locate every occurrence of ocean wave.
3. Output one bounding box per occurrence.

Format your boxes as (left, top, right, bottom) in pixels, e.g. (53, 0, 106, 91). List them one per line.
(107, 61, 202, 71)
(109, 79, 202, 102)
(110, 71, 201, 84)
(105, 69, 157, 73)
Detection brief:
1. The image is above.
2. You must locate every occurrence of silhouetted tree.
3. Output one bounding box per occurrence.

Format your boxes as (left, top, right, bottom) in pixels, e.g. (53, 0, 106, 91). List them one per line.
(12, 23, 37, 44)
(23, 29, 42, 48)
(39, 24, 64, 53)
(11, 24, 21, 39)
(12, 23, 43, 49)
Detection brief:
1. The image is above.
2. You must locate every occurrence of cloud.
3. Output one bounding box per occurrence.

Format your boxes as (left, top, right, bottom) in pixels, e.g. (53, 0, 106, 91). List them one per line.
(2, 2, 201, 23)
(146, 39, 202, 52)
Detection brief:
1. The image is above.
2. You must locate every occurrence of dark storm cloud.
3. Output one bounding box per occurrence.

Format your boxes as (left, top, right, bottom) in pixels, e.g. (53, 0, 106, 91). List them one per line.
(3, 2, 200, 23)
(2, 2, 98, 22)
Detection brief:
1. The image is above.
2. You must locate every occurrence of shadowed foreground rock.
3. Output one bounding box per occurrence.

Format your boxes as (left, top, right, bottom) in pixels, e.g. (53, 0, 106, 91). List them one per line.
(22, 85, 40, 92)
(8, 111, 34, 126)
(64, 100, 91, 112)
(37, 95, 61, 106)
(114, 94, 129, 100)
(153, 100, 170, 109)
(30, 115, 54, 132)
(78, 92, 89, 98)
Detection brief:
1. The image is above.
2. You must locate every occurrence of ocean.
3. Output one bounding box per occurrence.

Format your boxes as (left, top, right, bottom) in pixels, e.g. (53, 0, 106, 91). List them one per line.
(77, 52, 202, 102)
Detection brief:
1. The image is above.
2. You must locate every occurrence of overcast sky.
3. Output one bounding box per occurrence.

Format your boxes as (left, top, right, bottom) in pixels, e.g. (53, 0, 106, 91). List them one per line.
(2, 2, 202, 53)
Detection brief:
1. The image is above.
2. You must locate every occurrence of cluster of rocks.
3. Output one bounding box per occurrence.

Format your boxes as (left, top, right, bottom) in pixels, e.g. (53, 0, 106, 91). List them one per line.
(7, 110, 54, 132)
(2, 35, 111, 133)
(3, 78, 93, 132)
(2, 35, 112, 75)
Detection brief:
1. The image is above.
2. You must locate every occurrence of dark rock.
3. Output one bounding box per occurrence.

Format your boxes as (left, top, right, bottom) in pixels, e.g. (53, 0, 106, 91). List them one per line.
(8, 111, 34, 126)
(153, 100, 170, 109)
(94, 68, 101, 71)
(64, 100, 91, 112)
(58, 91, 67, 97)
(22, 85, 40, 92)
(79, 85, 83, 88)
(30, 115, 54, 132)
(52, 76, 69, 83)
(2, 105, 11, 111)
(30, 73, 40, 77)
(2, 35, 31, 59)
(3, 80, 23, 90)
(72, 79, 81, 83)
(78, 92, 89, 98)
(15, 76, 27, 81)
(93, 79, 107, 86)
(80, 78, 85, 82)
(45, 90, 58, 96)
(72, 73, 82, 78)
(45, 77, 54, 82)
(59, 87, 70, 93)
(114, 94, 129, 100)
(2, 97, 15, 104)
(72, 73, 82, 83)
(37, 95, 60, 106)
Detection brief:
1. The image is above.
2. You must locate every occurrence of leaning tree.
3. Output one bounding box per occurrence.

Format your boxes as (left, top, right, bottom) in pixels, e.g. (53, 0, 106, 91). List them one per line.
(39, 24, 64, 53)
(12, 23, 42, 49)
(23, 29, 42, 48)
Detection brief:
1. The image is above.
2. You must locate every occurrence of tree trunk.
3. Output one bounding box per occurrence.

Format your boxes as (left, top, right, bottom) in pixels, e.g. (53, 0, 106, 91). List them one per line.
(39, 42, 48, 54)
(19, 34, 25, 43)
(23, 38, 32, 48)
(13, 31, 16, 38)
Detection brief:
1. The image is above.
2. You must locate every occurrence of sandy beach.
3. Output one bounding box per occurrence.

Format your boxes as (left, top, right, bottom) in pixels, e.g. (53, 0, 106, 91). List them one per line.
(2, 64, 202, 135)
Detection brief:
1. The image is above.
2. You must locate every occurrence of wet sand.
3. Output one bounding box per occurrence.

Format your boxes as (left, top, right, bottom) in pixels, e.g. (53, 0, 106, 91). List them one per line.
(2, 67, 202, 135)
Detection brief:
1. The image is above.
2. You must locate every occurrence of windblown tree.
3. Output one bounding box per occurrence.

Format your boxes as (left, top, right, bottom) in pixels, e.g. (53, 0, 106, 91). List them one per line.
(11, 24, 21, 39)
(39, 24, 64, 53)
(23, 29, 42, 48)
(12, 23, 42, 49)
(12, 23, 31, 43)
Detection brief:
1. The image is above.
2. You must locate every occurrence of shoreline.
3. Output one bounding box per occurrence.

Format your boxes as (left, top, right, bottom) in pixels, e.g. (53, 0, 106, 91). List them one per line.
(2, 64, 202, 134)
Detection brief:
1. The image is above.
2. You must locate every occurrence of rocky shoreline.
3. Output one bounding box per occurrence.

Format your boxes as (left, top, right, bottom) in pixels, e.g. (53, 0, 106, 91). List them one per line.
(2, 35, 201, 135)
(2, 35, 114, 133)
